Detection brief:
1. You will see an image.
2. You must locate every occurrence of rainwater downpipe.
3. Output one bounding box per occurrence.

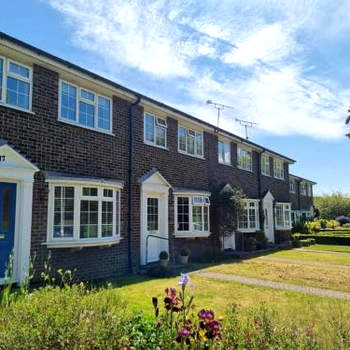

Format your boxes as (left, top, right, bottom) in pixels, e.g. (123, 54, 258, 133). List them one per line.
(127, 95, 141, 272)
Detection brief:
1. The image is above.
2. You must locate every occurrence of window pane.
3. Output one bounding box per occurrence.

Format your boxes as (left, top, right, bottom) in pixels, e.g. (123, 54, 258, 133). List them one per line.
(193, 206, 203, 231)
(249, 208, 256, 228)
(276, 205, 284, 226)
(102, 201, 113, 237)
(53, 186, 74, 238)
(179, 127, 187, 152)
(177, 197, 189, 231)
(155, 126, 166, 147)
(98, 96, 111, 130)
(218, 141, 224, 163)
(224, 143, 230, 164)
(115, 191, 120, 235)
(79, 101, 95, 127)
(82, 187, 98, 196)
(81, 89, 95, 101)
(1, 185, 11, 232)
(196, 133, 203, 155)
(145, 114, 155, 143)
(61, 82, 76, 121)
(147, 198, 159, 231)
(80, 200, 98, 238)
(204, 206, 209, 231)
(6, 77, 30, 109)
(9, 62, 29, 78)
(187, 134, 195, 154)
(103, 189, 113, 198)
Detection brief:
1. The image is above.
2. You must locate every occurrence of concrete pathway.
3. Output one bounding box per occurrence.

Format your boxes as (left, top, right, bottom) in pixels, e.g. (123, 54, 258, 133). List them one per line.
(300, 248, 350, 255)
(192, 271, 350, 300)
(257, 256, 350, 270)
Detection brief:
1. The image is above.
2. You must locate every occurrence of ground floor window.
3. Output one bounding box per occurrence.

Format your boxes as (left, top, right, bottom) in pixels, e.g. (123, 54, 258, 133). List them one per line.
(47, 182, 121, 243)
(275, 203, 291, 229)
(176, 195, 210, 234)
(238, 200, 259, 232)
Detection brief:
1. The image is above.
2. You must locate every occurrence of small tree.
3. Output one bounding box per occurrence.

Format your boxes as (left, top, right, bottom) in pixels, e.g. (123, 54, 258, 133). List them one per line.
(211, 184, 246, 240)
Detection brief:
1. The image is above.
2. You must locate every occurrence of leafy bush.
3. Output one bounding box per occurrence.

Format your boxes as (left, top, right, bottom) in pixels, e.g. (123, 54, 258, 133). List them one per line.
(292, 220, 309, 234)
(305, 220, 321, 233)
(244, 237, 258, 251)
(255, 231, 269, 250)
(293, 233, 350, 246)
(326, 219, 340, 230)
(314, 192, 350, 219)
(159, 251, 169, 260)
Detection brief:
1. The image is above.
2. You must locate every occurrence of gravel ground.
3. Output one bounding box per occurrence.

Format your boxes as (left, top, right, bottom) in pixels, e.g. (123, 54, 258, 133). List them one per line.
(192, 271, 350, 300)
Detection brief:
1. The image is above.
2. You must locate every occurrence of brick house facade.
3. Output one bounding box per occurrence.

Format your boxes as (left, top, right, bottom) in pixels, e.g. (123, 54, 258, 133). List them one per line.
(0, 33, 315, 282)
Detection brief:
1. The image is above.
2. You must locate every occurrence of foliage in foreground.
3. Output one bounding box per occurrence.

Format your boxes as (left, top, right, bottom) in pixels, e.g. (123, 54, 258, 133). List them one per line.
(314, 192, 350, 220)
(0, 272, 349, 349)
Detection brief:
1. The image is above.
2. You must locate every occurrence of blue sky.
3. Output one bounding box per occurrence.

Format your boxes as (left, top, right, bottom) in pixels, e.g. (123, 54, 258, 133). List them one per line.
(1, 0, 350, 194)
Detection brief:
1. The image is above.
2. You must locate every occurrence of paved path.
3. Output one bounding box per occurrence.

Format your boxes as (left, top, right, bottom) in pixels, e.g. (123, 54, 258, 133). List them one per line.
(192, 271, 350, 300)
(257, 256, 350, 270)
(300, 248, 350, 255)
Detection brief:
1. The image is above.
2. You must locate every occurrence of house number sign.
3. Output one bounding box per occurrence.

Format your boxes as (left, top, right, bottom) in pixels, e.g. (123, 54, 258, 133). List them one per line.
(0, 155, 6, 162)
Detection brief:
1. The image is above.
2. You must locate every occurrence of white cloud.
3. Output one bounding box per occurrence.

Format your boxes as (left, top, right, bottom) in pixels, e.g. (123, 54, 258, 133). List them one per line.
(47, 0, 349, 140)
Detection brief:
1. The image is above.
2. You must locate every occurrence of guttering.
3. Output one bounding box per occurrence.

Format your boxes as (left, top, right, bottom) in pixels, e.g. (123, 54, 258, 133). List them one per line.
(127, 95, 141, 271)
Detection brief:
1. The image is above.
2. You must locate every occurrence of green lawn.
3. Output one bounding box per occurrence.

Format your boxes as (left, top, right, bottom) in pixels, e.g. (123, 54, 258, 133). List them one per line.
(266, 247, 350, 266)
(303, 244, 350, 253)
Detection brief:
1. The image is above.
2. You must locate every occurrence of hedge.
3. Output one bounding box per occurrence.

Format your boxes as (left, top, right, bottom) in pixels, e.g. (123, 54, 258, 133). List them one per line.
(293, 233, 350, 246)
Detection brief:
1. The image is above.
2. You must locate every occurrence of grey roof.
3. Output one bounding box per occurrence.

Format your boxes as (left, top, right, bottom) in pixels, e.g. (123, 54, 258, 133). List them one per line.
(44, 171, 124, 187)
(290, 174, 317, 185)
(137, 168, 159, 183)
(0, 31, 295, 164)
(0, 139, 8, 147)
(172, 186, 211, 195)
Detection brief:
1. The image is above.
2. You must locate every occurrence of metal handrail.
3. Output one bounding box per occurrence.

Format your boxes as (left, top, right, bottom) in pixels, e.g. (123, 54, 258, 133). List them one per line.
(145, 234, 173, 264)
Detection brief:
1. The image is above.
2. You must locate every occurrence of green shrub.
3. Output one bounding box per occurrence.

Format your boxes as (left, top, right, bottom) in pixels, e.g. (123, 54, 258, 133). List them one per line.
(306, 220, 321, 233)
(159, 251, 169, 260)
(244, 237, 258, 251)
(319, 219, 328, 229)
(292, 220, 309, 234)
(327, 219, 340, 230)
(255, 231, 269, 250)
(293, 233, 350, 246)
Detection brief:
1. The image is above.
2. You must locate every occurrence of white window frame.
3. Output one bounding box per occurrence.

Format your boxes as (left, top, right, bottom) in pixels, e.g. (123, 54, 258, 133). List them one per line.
(273, 158, 284, 180)
(0, 56, 33, 113)
(261, 154, 270, 176)
(46, 181, 122, 248)
(275, 202, 291, 230)
(218, 140, 231, 165)
(178, 125, 204, 158)
(143, 112, 167, 149)
(238, 199, 260, 232)
(289, 180, 296, 193)
(174, 194, 210, 238)
(58, 79, 113, 134)
(237, 146, 252, 172)
(307, 183, 313, 197)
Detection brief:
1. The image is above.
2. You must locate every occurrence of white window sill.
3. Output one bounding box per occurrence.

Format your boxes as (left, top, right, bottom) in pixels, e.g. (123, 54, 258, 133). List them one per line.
(237, 166, 253, 173)
(0, 102, 35, 115)
(275, 226, 292, 231)
(58, 118, 115, 136)
(43, 236, 121, 249)
(262, 173, 271, 177)
(174, 232, 211, 238)
(237, 228, 259, 233)
(273, 176, 285, 181)
(178, 150, 205, 160)
(218, 161, 232, 167)
(144, 140, 169, 151)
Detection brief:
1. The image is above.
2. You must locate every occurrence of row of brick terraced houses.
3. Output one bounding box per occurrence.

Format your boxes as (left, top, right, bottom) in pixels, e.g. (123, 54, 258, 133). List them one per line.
(0, 33, 316, 282)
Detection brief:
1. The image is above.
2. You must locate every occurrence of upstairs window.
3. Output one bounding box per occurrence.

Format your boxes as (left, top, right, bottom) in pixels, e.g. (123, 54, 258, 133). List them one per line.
(275, 203, 291, 229)
(300, 182, 307, 196)
(238, 200, 259, 231)
(178, 126, 203, 157)
(273, 158, 284, 179)
(261, 154, 270, 176)
(176, 196, 210, 233)
(59, 80, 112, 133)
(237, 147, 252, 171)
(289, 180, 296, 193)
(0, 57, 32, 111)
(144, 113, 167, 148)
(218, 141, 231, 165)
(307, 183, 313, 197)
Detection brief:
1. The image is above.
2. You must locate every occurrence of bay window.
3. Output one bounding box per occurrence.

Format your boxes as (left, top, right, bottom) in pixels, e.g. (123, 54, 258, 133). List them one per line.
(144, 113, 167, 148)
(237, 147, 252, 171)
(261, 154, 270, 176)
(59, 80, 112, 133)
(275, 203, 291, 229)
(0, 56, 32, 111)
(47, 180, 122, 247)
(218, 141, 231, 165)
(175, 195, 210, 236)
(238, 200, 259, 231)
(273, 159, 284, 179)
(178, 125, 203, 157)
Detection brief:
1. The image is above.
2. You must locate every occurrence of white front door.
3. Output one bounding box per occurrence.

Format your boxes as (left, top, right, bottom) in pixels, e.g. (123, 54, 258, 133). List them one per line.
(139, 171, 170, 265)
(263, 192, 275, 243)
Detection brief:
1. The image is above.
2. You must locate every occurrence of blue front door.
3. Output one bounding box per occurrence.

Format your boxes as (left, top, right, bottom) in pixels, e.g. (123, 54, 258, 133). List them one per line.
(0, 183, 16, 278)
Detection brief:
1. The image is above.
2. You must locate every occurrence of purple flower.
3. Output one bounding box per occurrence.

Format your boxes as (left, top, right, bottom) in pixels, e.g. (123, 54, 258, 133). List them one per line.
(178, 273, 189, 287)
(178, 328, 191, 338)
